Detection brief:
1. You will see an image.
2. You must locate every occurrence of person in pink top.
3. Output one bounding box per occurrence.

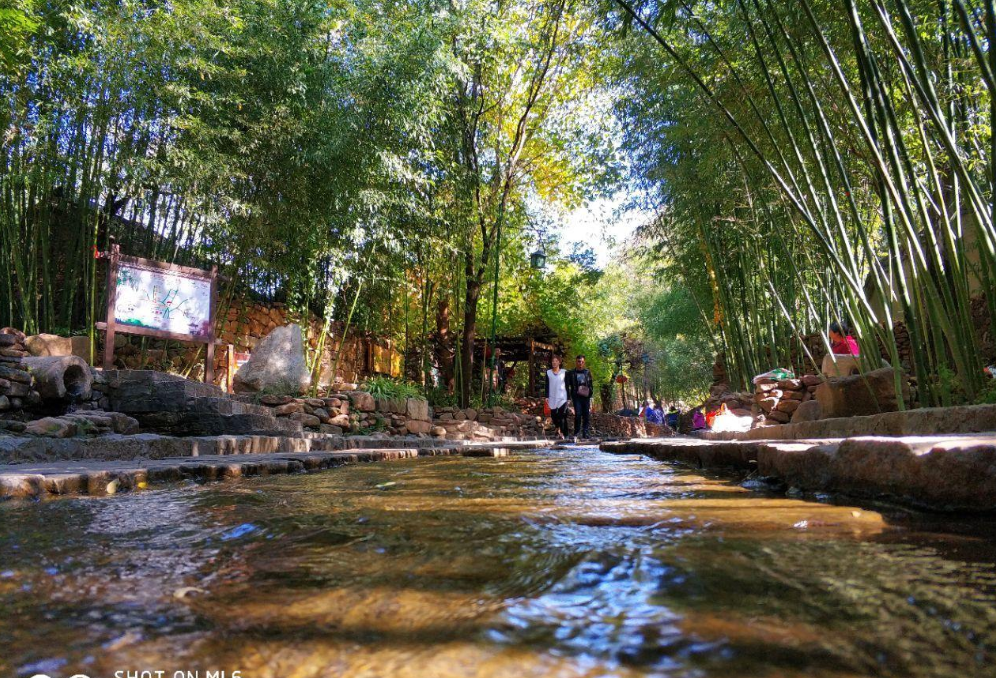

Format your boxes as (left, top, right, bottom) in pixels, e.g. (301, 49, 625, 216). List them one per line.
(823, 321, 860, 375)
(829, 321, 859, 355)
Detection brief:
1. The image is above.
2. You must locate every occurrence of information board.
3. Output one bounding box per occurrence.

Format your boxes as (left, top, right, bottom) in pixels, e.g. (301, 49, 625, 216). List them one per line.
(113, 260, 213, 339)
(99, 245, 220, 384)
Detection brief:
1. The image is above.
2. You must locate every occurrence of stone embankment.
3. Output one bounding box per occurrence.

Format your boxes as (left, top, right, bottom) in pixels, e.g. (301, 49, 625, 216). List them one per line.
(601, 432, 996, 512)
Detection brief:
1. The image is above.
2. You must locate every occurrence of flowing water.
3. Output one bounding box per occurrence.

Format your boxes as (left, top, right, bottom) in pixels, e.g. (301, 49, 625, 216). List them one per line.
(2, 446, 996, 678)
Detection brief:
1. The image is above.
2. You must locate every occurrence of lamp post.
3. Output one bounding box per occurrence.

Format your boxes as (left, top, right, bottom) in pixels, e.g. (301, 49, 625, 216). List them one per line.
(530, 249, 547, 270)
(614, 357, 623, 411)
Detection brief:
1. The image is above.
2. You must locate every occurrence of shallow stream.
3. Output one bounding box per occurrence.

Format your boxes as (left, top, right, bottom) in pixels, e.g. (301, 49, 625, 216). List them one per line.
(2, 447, 996, 677)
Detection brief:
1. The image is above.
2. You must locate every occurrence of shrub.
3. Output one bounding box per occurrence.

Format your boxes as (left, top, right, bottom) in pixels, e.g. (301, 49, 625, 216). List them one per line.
(427, 387, 458, 408)
(362, 376, 425, 401)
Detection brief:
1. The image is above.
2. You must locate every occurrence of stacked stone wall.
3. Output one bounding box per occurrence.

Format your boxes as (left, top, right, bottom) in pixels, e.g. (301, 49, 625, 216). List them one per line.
(752, 375, 821, 427)
(242, 390, 434, 437)
(0, 329, 40, 414)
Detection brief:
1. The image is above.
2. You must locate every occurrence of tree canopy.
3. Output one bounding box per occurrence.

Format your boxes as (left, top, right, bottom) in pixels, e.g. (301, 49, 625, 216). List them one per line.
(3, 0, 993, 408)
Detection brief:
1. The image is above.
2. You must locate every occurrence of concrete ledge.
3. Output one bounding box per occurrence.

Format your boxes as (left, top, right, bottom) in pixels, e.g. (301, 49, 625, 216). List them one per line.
(0, 443, 525, 500)
(601, 434, 996, 512)
(700, 403, 996, 441)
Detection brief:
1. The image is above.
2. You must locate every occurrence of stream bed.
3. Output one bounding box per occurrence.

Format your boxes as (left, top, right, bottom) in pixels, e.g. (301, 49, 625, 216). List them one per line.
(2, 446, 995, 678)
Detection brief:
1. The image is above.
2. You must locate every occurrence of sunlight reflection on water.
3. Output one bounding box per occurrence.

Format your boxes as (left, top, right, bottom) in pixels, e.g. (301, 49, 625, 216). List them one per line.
(2, 446, 995, 678)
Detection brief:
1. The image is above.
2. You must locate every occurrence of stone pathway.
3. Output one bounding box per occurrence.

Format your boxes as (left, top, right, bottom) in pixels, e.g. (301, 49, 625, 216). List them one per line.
(0, 430, 552, 464)
(0, 441, 544, 500)
(601, 434, 996, 512)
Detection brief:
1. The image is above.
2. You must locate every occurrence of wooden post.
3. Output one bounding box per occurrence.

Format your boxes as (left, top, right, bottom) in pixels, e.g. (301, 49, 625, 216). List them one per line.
(102, 244, 121, 372)
(205, 265, 218, 384)
(226, 343, 235, 393)
(528, 338, 536, 396)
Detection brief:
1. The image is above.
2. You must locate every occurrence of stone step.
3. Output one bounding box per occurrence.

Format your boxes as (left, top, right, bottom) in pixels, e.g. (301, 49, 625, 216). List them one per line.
(0, 445, 534, 499)
(0, 433, 550, 465)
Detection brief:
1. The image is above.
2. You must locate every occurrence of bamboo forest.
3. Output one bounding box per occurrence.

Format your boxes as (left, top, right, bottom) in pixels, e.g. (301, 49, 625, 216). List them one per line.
(2, 1, 996, 677)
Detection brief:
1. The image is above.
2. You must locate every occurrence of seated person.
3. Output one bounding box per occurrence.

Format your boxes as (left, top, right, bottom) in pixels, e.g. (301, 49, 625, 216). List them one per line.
(617, 405, 638, 417)
(665, 406, 680, 429)
(822, 321, 861, 377)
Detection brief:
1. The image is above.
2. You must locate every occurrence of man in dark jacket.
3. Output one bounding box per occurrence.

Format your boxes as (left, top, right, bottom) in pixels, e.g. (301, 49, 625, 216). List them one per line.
(566, 355, 594, 439)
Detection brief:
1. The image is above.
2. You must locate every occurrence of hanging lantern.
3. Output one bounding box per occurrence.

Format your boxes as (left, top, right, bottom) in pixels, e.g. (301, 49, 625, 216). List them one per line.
(530, 249, 547, 270)
(616, 374, 628, 384)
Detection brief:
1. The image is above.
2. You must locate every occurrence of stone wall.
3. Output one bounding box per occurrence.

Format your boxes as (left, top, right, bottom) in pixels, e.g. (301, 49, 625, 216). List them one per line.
(241, 390, 433, 437)
(752, 375, 821, 427)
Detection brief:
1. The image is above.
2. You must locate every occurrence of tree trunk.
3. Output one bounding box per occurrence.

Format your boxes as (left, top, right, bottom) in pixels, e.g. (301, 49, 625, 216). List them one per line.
(460, 248, 482, 407)
(434, 296, 455, 393)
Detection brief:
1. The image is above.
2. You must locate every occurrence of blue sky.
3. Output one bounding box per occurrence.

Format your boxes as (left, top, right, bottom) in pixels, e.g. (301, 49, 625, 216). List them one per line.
(556, 194, 652, 267)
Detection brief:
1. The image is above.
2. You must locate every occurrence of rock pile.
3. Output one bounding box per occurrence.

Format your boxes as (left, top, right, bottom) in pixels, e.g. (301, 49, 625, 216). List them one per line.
(1, 329, 139, 437)
(815, 367, 909, 419)
(14, 411, 139, 438)
(432, 406, 544, 441)
(0, 329, 41, 413)
(243, 392, 357, 434)
(753, 374, 823, 427)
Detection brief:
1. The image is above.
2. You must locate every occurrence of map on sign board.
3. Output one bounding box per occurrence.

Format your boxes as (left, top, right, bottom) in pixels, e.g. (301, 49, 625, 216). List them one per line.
(113, 261, 212, 338)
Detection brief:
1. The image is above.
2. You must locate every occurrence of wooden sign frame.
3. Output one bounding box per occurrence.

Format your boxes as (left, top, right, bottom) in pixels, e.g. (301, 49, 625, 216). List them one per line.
(97, 244, 219, 383)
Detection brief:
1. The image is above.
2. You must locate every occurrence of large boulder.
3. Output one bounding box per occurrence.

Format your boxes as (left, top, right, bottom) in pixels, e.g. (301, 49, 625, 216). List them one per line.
(24, 334, 92, 361)
(406, 419, 432, 434)
(348, 391, 375, 412)
(814, 367, 909, 419)
(406, 398, 430, 422)
(23, 416, 78, 438)
(232, 324, 311, 395)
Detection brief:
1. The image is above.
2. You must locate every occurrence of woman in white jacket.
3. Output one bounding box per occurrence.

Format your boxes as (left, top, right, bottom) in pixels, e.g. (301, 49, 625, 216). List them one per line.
(546, 355, 569, 438)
